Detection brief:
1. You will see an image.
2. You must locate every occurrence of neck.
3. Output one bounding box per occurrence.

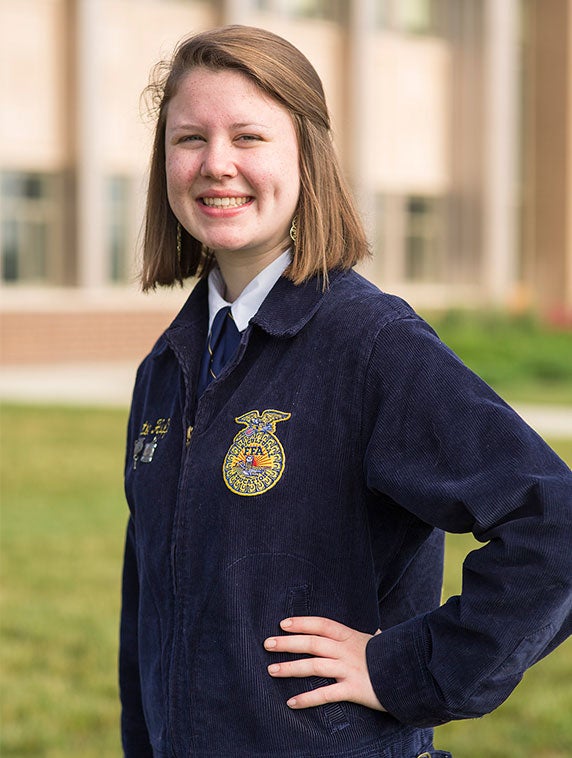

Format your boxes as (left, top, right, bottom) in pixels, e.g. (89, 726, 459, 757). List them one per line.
(215, 243, 288, 302)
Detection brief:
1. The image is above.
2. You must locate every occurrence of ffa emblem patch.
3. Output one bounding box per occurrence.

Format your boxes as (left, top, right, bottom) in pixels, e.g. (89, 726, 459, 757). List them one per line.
(223, 409, 291, 496)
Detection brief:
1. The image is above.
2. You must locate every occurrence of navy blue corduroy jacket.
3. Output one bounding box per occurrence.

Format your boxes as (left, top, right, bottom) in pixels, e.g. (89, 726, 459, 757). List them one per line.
(120, 269, 572, 757)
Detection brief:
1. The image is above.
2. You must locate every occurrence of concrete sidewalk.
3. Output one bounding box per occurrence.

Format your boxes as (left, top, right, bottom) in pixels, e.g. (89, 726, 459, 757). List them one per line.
(0, 362, 138, 408)
(1, 362, 571, 439)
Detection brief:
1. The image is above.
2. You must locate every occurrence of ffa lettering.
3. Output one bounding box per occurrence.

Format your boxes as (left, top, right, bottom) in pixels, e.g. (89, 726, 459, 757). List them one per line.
(244, 445, 265, 456)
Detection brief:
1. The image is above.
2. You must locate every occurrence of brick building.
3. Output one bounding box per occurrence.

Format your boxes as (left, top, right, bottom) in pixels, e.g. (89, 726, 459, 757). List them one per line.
(1, 0, 571, 366)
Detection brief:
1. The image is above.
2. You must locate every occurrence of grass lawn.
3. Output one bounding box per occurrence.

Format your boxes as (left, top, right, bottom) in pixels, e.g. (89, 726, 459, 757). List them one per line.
(424, 310, 572, 406)
(1, 404, 571, 757)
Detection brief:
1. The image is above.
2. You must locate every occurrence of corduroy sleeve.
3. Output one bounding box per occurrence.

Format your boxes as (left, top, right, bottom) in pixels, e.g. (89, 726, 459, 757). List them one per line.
(361, 316, 572, 726)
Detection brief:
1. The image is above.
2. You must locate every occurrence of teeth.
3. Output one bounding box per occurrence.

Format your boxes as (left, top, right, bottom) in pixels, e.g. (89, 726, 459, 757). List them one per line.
(202, 196, 250, 208)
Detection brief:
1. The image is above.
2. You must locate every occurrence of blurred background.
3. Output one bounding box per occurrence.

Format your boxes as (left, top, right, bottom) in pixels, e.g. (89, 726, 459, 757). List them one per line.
(1, 0, 571, 375)
(1, 1, 571, 756)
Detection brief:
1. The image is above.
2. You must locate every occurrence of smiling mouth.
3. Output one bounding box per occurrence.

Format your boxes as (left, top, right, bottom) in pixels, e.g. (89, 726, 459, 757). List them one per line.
(201, 196, 251, 208)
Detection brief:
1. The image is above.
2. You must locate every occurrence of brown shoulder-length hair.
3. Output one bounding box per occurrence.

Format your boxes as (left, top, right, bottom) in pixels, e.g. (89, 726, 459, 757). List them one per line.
(141, 24, 370, 291)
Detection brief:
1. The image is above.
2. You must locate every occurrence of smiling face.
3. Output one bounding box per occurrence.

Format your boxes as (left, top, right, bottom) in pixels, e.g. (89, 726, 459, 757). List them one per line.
(165, 67, 300, 274)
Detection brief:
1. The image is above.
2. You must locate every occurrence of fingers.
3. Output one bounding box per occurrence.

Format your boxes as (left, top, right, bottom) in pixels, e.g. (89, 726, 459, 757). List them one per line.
(264, 632, 337, 659)
(268, 656, 339, 680)
(284, 682, 346, 710)
(264, 617, 350, 659)
(266, 645, 376, 711)
(263, 616, 370, 661)
(276, 616, 353, 640)
(263, 616, 385, 712)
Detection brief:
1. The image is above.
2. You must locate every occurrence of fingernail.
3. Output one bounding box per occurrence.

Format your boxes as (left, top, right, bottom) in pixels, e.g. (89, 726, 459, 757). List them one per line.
(287, 698, 297, 708)
(281, 618, 293, 628)
(268, 664, 280, 674)
(264, 638, 276, 649)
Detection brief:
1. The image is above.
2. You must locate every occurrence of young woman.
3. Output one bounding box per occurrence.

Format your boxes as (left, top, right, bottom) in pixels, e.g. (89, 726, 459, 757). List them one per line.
(120, 25, 572, 758)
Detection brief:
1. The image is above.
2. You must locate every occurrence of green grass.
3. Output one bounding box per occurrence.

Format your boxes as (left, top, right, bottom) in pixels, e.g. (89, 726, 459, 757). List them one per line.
(425, 310, 572, 405)
(1, 404, 571, 757)
(1, 405, 127, 757)
(436, 529, 572, 757)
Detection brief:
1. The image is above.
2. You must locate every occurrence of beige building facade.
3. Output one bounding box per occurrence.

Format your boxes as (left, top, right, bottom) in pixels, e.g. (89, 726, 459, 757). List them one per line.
(1, 0, 571, 363)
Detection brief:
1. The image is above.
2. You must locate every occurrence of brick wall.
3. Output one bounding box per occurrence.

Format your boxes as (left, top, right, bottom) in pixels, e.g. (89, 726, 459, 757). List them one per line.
(0, 309, 177, 365)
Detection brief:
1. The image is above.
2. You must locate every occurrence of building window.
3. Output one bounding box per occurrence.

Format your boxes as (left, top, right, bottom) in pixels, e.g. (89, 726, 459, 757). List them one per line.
(0, 172, 62, 284)
(254, 0, 344, 21)
(105, 175, 131, 283)
(404, 195, 445, 280)
(376, 0, 443, 35)
(375, 193, 446, 283)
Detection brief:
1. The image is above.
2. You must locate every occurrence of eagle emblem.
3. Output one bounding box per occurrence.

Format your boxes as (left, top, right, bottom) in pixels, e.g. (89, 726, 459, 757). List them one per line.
(222, 409, 291, 496)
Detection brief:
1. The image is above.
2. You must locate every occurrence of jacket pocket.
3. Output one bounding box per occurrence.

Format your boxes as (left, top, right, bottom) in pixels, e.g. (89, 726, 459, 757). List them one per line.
(185, 553, 390, 756)
(287, 583, 350, 733)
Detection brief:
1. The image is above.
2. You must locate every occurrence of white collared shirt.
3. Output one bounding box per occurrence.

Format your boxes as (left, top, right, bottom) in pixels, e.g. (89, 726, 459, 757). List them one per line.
(207, 250, 292, 332)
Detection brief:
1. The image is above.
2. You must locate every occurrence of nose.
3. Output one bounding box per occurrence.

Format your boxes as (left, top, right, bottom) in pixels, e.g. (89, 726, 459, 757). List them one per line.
(200, 139, 237, 180)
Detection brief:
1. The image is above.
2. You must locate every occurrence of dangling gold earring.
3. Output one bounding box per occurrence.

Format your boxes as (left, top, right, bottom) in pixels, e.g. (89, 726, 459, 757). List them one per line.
(176, 222, 182, 265)
(289, 216, 298, 243)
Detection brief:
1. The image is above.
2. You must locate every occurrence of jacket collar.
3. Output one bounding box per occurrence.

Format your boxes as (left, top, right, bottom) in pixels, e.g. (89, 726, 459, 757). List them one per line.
(166, 268, 347, 340)
(251, 268, 346, 337)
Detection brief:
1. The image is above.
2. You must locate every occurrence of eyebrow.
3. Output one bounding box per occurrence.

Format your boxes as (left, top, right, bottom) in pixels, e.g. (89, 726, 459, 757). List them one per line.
(231, 122, 271, 130)
(168, 122, 271, 132)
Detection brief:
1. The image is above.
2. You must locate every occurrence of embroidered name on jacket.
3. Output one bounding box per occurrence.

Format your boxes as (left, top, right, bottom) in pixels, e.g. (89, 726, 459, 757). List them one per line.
(223, 409, 291, 496)
(132, 417, 171, 469)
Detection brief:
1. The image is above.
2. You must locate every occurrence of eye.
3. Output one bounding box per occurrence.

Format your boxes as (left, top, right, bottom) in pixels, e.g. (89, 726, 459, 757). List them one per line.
(178, 134, 205, 144)
(236, 134, 261, 143)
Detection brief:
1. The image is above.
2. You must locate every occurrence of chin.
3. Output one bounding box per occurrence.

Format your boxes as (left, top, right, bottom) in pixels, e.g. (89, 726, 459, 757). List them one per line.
(210, 240, 256, 255)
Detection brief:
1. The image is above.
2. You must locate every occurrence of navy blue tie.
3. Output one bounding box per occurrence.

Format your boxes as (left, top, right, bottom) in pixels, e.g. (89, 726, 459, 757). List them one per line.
(198, 306, 241, 396)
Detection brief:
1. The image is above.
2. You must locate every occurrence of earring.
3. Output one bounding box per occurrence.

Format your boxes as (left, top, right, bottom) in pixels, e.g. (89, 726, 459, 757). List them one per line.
(289, 216, 298, 243)
(176, 222, 182, 264)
